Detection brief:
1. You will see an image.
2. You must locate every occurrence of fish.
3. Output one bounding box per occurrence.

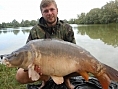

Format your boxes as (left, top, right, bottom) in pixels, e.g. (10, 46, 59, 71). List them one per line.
(2, 39, 118, 89)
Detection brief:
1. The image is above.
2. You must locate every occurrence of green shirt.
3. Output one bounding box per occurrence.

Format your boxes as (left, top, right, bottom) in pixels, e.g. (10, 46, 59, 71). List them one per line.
(27, 17, 76, 44)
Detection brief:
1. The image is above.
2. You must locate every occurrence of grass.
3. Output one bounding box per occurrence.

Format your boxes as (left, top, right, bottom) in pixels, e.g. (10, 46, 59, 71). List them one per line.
(0, 64, 27, 89)
(0, 63, 94, 89)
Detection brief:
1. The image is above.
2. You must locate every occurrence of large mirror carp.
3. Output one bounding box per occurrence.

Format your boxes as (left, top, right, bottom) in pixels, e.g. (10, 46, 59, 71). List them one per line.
(2, 39, 118, 89)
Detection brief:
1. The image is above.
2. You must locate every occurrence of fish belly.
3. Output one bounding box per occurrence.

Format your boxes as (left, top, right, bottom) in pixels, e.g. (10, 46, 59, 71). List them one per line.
(39, 57, 79, 77)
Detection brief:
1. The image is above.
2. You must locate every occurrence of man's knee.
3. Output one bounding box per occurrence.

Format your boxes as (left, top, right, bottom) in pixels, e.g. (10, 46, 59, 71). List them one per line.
(16, 68, 32, 84)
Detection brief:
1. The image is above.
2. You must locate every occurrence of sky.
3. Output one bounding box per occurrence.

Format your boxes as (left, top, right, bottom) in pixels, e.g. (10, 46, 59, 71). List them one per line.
(0, 0, 114, 23)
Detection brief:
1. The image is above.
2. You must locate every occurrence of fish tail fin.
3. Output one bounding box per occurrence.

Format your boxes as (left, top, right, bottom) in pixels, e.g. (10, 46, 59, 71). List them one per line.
(103, 64, 118, 81)
(96, 73, 111, 89)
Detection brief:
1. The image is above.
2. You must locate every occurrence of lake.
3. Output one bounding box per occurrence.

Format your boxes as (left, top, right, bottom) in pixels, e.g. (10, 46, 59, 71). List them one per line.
(0, 24, 118, 70)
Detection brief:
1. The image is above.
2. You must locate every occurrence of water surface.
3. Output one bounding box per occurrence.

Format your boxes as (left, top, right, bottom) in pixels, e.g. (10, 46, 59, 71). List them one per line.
(0, 24, 118, 70)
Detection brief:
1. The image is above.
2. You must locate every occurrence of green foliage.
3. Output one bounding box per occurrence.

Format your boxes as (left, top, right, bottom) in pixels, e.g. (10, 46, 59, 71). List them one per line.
(68, 18, 77, 24)
(0, 64, 26, 89)
(12, 19, 20, 28)
(68, 0, 118, 24)
(0, 19, 38, 29)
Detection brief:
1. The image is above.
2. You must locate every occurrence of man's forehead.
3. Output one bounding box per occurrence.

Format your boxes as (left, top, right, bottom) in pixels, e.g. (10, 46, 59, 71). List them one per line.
(42, 3, 56, 10)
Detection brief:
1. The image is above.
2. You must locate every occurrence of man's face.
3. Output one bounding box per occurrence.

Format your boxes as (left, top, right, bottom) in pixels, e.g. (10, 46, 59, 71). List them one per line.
(41, 3, 58, 24)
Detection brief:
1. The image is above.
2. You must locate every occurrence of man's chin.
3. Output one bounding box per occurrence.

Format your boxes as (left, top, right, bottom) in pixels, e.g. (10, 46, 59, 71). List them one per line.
(47, 20, 56, 24)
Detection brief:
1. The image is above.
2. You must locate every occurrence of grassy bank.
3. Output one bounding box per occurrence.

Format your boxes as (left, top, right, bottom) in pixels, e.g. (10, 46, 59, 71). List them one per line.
(0, 64, 26, 89)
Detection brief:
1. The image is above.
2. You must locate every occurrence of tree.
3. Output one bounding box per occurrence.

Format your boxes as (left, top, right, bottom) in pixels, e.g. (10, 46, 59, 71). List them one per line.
(86, 8, 101, 24)
(0, 24, 2, 29)
(1, 22, 7, 28)
(20, 19, 25, 27)
(73, 0, 118, 24)
(23, 20, 31, 27)
(77, 13, 86, 24)
(12, 19, 20, 27)
(30, 20, 37, 26)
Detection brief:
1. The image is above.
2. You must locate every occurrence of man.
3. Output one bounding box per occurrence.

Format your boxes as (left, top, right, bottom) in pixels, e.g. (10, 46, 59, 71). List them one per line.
(26, 0, 76, 43)
(16, 0, 76, 86)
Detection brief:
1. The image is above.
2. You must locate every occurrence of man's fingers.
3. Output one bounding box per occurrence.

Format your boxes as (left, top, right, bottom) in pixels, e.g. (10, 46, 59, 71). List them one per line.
(34, 65, 42, 74)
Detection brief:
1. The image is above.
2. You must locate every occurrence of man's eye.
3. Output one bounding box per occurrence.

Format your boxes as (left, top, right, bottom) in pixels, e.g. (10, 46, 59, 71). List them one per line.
(14, 53, 17, 56)
(43, 8, 55, 13)
(50, 8, 55, 11)
(44, 10, 48, 13)
(13, 52, 19, 57)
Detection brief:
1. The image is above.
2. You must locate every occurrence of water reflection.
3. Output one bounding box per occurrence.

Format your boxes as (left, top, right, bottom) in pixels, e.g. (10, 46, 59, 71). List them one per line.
(0, 25, 118, 47)
(0, 28, 31, 35)
(21, 29, 31, 34)
(78, 24, 118, 47)
(13, 30, 20, 35)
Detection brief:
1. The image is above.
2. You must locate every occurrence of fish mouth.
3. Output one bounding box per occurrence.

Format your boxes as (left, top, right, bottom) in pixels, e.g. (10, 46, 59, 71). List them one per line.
(2, 58, 13, 67)
(0, 54, 13, 67)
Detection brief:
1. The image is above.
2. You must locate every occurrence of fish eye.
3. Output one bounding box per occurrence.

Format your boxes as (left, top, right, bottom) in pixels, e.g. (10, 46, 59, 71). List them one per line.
(12, 52, 19, 57)
(14, 53, 17, 56)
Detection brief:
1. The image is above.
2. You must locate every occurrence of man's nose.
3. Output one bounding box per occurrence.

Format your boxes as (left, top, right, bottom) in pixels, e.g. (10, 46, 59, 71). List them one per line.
(48, 10, 52, 14)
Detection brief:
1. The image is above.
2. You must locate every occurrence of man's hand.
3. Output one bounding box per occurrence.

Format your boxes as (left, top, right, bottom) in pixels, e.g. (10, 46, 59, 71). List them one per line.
(34, 65, 42, 75)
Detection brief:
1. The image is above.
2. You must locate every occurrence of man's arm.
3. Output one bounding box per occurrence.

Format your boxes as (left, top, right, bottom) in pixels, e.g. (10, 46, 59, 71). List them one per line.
(64, 23, 76, 44)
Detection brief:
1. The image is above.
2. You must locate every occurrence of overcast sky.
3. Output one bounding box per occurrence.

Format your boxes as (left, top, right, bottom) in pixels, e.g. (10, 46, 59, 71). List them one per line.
(0, 0, 114, 23)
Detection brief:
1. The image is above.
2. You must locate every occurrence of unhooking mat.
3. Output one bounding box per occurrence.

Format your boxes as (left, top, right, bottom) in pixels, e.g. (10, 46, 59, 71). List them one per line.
(27, 76, 118, 89)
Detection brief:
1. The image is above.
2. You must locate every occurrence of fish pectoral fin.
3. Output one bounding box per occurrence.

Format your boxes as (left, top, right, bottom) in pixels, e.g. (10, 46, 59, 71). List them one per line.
(28, 64, 40, 81)
(51, 76, 64, 84)
(79, 71, 89, 81)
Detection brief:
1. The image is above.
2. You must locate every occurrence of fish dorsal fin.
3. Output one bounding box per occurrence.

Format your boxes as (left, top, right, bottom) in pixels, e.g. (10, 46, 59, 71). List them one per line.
(51, 76, 64, 84)
(28, 64, 40, 81)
